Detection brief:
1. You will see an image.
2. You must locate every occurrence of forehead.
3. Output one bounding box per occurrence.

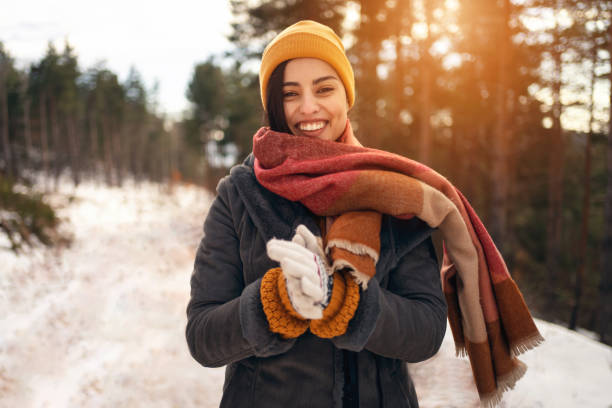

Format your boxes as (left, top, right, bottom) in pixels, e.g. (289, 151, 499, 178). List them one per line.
(283, 58, 339, 83)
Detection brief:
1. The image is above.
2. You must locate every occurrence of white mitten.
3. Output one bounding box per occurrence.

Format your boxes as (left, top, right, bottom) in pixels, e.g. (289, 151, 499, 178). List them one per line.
(292, 224, 328, 261)
(267, 233, 332, 320)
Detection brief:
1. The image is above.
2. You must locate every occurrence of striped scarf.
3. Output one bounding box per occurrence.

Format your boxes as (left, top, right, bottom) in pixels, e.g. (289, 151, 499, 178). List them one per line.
(253, 121, 544, 407)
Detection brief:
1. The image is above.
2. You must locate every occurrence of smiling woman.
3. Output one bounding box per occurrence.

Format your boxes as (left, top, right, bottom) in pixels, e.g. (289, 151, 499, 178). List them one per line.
(185, 20, 447, 408)
(186, 19, 541, 408)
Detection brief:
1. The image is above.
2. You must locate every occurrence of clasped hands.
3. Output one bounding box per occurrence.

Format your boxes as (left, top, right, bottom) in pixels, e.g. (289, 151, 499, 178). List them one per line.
(266, 225, 332, 320)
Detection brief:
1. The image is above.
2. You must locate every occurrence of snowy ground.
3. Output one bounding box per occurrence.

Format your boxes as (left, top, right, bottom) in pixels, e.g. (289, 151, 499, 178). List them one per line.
(1, 178, 611, 407)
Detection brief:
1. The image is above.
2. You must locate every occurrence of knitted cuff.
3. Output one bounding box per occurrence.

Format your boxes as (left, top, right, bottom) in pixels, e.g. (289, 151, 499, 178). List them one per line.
(260, 267, 309, 339)
(309, 270, 360, 338)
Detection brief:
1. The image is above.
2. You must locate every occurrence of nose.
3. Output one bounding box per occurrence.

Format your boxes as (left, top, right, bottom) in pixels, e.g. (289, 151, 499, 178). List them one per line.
(299, 90, 319, 115)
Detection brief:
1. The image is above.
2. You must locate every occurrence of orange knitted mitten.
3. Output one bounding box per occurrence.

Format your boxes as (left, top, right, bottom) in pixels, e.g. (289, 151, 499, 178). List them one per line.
(260, 267, 309, 339)
(309, 269, 360, 338)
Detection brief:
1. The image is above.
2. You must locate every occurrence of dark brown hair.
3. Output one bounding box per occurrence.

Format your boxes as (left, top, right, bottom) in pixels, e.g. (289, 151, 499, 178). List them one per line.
(265, 60, 291, 134)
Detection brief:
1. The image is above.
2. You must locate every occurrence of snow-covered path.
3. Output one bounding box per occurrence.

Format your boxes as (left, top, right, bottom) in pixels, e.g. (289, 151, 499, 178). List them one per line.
(1, 180, 611, 407)
(0, 181, 225, 407)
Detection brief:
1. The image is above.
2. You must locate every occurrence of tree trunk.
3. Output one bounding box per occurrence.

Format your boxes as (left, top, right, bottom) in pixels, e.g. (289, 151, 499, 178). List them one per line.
(135, 125, 146, 182)
(88, 107, 99, 177)
(67, 115, 81, 186)
(48, 95, 62, 190)
(39, 91, 50, 187)
(490, 0, 511, 253)
(113, 126, 123, 187)
(569, 43, 598, 330)
(451, 126, 464, 188)
(545, 26, 565, 311)
(569, 127, 591, 331)
(505, 88, 518, 271)
(21, 75, 32, 160)
(393, 1, 410, 153)
(123, 122, 133, 183)
(0, 64, 12, 178)
(102, 115, 114, 186)
(354, 0, 383, 147)
(598, 21, 612, 343)
(418, 7, 433, 165)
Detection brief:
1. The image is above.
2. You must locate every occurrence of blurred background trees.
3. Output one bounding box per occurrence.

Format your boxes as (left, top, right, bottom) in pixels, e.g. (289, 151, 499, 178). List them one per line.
(0, 0, 610, 343)
(0, 41, 176, 252)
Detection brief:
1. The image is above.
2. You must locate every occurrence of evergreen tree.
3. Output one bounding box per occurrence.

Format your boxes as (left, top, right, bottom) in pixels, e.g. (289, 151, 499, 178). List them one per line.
(229, 0, 346, 63)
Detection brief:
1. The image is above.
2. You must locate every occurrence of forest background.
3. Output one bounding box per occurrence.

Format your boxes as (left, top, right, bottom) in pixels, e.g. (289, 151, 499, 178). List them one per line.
(1, 0, 611, 345)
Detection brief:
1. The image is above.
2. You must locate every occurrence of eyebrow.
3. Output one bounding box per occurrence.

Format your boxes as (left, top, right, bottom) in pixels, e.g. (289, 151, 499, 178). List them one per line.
(282, 75, 339, 87)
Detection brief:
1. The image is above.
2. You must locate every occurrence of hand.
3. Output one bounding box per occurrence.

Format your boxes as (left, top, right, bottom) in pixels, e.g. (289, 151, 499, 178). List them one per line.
(291, 225, 333, 305)
(267, 230, 332, 320)
(291, 224, 327, 261)
(291, 224, 334, 310)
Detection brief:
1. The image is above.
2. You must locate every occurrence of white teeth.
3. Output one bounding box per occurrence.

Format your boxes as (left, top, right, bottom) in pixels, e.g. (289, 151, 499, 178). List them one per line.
(299, 121, 325, 131)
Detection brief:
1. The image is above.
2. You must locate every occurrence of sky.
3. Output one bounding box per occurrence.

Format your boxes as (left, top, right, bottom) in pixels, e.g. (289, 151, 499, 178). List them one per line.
(1, 0, 233, 118)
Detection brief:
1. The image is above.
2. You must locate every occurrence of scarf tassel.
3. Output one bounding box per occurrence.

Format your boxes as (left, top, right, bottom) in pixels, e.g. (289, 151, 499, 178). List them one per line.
(510, 333, 545, 359)
(480, 360, 528, 408)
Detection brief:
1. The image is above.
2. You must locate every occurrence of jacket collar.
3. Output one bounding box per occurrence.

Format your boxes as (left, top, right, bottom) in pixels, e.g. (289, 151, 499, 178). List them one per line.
(229, 153, 321, 242)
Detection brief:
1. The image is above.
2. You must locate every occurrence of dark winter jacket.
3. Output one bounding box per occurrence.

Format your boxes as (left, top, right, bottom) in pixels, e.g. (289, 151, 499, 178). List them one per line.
(186, 154, 447, 408)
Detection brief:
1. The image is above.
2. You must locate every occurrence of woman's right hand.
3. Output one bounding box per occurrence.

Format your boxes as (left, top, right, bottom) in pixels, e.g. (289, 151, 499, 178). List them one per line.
(266, 229, 332, 320)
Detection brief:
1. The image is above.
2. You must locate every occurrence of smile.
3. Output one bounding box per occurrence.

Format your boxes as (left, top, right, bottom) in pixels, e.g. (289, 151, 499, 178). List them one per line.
(298, 121, 327, 131)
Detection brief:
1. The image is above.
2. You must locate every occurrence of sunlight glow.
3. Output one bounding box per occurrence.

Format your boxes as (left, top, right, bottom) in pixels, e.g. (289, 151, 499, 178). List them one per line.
(380, 39, 396, 62)
(445, 0, 459, 11)
(344, 1, 361, 30)
(556, 9, 574, 29)
(431, 37, 451, 57)
(342, 1, 361, 50)
(430, 109, 453, 128)
(400, 35, 412, 46)
(376, 98, 387, 118)
(562, 108, 590, 133)
(377, 64, 390, 80)
(412, 22, 428, 40)
(447, 24, 459, 34)
(442, 53, 462, 70)
(400, 110, 413, 125)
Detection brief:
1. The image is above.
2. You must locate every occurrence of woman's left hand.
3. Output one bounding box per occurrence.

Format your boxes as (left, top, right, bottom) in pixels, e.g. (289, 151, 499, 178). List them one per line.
(266, 228, 333, 319)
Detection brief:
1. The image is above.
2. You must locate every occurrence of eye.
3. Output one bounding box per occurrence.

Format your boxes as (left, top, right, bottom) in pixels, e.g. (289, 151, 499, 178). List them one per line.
(317, 86, 334, 94)
(283, 90, 298, 98)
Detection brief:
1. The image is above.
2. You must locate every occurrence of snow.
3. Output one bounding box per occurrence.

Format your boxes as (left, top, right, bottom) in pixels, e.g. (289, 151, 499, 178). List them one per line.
(409, 319, 612, 407)
(1, 178, 611, 407)
(0, 179, 224, 407)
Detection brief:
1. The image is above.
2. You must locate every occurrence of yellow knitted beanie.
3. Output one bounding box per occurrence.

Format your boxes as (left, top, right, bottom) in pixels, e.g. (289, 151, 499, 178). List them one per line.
(259, 20, 355, 111)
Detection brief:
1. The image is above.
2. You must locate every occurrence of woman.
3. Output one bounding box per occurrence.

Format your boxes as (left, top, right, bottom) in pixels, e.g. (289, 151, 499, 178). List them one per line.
(186, 20, 541, 408)
(185, 20, 446, 408)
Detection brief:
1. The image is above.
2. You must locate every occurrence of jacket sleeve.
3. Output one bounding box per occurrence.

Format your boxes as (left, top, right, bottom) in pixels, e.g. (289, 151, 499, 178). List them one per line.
(331, 233, 447, 363)
(185, 178, 296, 368)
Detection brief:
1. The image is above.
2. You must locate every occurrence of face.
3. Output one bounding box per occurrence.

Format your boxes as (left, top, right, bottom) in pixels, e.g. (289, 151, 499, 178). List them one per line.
(282, 58, 349, 141)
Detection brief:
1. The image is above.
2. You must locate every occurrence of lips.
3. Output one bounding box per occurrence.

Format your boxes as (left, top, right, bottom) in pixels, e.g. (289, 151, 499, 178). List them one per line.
(298, 121, 327, 131)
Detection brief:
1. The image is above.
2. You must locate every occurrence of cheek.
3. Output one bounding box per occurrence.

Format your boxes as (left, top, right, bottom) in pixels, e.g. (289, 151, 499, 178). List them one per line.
(333, 99, 348, 120)
(283, 101, 296, 124)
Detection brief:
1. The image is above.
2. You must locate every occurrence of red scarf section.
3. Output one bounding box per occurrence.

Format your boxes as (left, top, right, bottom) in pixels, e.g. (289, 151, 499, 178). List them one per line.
(253, 122, 543, 407)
